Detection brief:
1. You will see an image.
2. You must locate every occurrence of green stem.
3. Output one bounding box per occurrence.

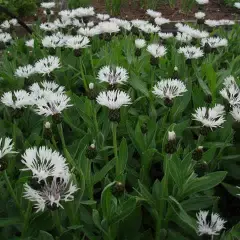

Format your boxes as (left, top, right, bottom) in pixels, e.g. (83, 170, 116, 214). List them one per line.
(91, 101, 99, 134)
(86, 160, 93, 200)
(9, 120, 17, 173)
(111, 123, 119, 179)
(57, 123, 66, 149)
(22, 202, 32, 237)
(52, 210, 63, 235)
(3, 170, 22, 215)
(80, 59, 88, 91)
(89, 49, 96, 78)
(51, 135, 58, 150)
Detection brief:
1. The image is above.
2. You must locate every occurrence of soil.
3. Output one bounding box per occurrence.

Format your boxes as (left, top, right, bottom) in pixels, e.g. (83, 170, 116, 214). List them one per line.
(92, 0, 240, 21)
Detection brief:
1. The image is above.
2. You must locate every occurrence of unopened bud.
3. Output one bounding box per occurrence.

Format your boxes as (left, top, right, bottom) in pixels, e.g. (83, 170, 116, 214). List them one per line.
(174, 66, 178, 71)
(112, 181, 125, 197)
(89, 83, 94, 90)
(192, 146, 204, 161)
(44, 122, 51, 129)
(85, 142, 97, 159)
(168, 131, 176, 141)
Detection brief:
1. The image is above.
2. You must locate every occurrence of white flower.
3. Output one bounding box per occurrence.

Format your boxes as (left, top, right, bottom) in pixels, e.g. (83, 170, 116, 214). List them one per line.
(87, 21, 95, 27)
(1, 20, 10, 29)
(138, 23, 160, 33)
(1, 90, 33, 109)
(44, 10, 54, 15)
(59, 10, 75, 19)
(192, 104, 225, 129)
(72, 19, 84, 27)
(147, 44, 167, 58)
(23, 176, 78, 212)
(110, 18, 132, 31)
(176, 23, 209, 38)
(231, 107, 240, 122)
(40, 22, 58, 32)
(25, 39, 34, 48)
(205, 19, 235, 27)
(196, 0, 209, 4)
(35, 56, 60, 76)
(218, 19, 235, 25)
(78, 27, 101, 37)
(42, 34, 67, 48)
(176, 32, 192, 43)
(158, 32, 173, 39)
(97, 13, 110, 21)
(73, 7, 95, 18)
(96, 90, 131, 109)
(9, 19, 17, 26)
(65, 35, 90, 49)
(220, 80, 240, 106)
(234, 2, 240, 9)
(131, 19, 149, 27)
(155, 17, 170, 26)
(178, 46, 204, 59)
(0, 137, 16, 159)
(15, 65, 35, 78)
(135, 39, 146, 48)
(168, 131, 176, 141)
(41, 2, 55, 9)
(98, 66, 128, 85)
(204, 20, 219, 27)
(0, 33, 12, 43)
(153, 79, 187, 100)
(196, 210, 226, 236)
(45, 121, 51, 129)
(146, 9, 162, 18)
(201, 37, 228, 48)
(33, 91, 72, 116)
(195, 12, 205, 19)
(223, 76, 236, 88)
(98, 21, 120, 34)
(21, 146, 69, 182)
(54, 18, 72, 28)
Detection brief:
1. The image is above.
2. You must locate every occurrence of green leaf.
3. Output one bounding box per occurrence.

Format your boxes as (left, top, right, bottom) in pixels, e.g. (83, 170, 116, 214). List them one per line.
(0, 217, 21, 227)
(222, 183, 240, 197)
(205, 64, 217, 101)
(118, 138, 128, 177)
(182, 171, 227, 197)
(37, 231, 54, 240)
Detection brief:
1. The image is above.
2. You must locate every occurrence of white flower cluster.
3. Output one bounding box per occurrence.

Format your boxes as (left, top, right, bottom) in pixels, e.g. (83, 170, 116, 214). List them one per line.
(176, 23, 209, 39)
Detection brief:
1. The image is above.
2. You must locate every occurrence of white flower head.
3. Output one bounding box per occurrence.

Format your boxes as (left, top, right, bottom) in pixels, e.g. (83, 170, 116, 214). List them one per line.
(196, 210, 226, 236)
(59, 10, 75, 19)
(110, 18, 132, 31)
(168, 131, 176, 141)
(176, 32, 192, 43)
(26, 39, 34, 48)
(23, 177, 78, 212)
(205, 19, 235, 27)
(98, 21, 120, 34)
(223, 76, 236, 88)
(1, 90, 33, 109)
(96, 90, 131, 109)
(0, 33, 12, 43)
(1, 20, 10, 29)
(0, 137, 17, 159)
(54, 18, 72, 29)
(40, 22, 58, 32)
(9, 19, 18, 26)
(33, 91, 72, 117)
(234, 2, 240, 9)
(195, 12, 206, 19)
(231, 107, 240, 122)
(196, 0, 209, 4)
(97, 13, 110, 21)
(41, 2, 55, 9)
(65, 35, 90, 49)
(176, 23, 209, 38)
(21, 146, 69, 182)
(131, 19, 149, 28)
(153, 79, 187, 100)
(138, 23, 160, 33)
(220, 81, 240, 106)
(42, 34, 66, 48)
(178, 46, 204, 59)
(158, 32, 173, 39)
(35, 56, 60, 75)
(135, 39, 146, 48)
(15, 64, 35, 78)
(192, 104, 225, 129)
(98, 66, 128, 85)
(73, 7, 95, 18)
(201, 37, 228, 48)
(146, 9, 162, 18)
(155, 17, 170, 26)
(147, 44, 167, 58)
(78, 27, 101, 37)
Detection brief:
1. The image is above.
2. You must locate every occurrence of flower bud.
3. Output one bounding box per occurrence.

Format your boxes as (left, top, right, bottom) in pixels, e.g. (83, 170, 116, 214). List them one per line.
(43, 122, 52, 140)
(87, 83, 98, 100)
(135, 48, 142, 57)
(192, 146, 204, 161)
(194, 161, 208, 177)
(85, 142, 97, 159)
(112, 181, 125, 197)
(165, 131, 177, 154)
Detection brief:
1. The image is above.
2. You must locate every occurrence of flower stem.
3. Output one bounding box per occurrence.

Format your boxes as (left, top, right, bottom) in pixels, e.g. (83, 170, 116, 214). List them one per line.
(57, 123, 66, 149)
(80, 59, 88, 91)
(3, 170, 22, 215)
(52, 210, 63, 235)
(22, 202, 32, 237)
(111, 123, 119, 179)
(51, 135, 58, 150)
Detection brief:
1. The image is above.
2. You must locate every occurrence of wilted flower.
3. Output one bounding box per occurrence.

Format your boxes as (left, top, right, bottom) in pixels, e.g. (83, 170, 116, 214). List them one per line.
(192, 104, 225, 129)
(146, 9, 162, 18)
(23, 176, 78, 212)
(96, 90, 131, 109)
(25, 39, 34, 48)
(147, 44, 167, 58)
(195, 0, 209, 4)
(178, 46, 204, 59)
(65, 35, 90, 49)
(176, 32, 192, 43)
(15, 65, 35, 78)
(35, 56, 60, 76)
(153, 79, 187, 106)
(1, 90, 33, 109)
(201, 37, 228, 48)
(158, 32, 173, 39)
(155, 17, 170, 26)
(196, 210, 226, 236)
(21, 146, 69, 182)
(98, 66, 128, 85)
(195, 12, 205, 19)
(97, 13, 110, 21)
(135, 39, 146, 48)
(41, 2, 55, 9)
(0, 33, 12, 43)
